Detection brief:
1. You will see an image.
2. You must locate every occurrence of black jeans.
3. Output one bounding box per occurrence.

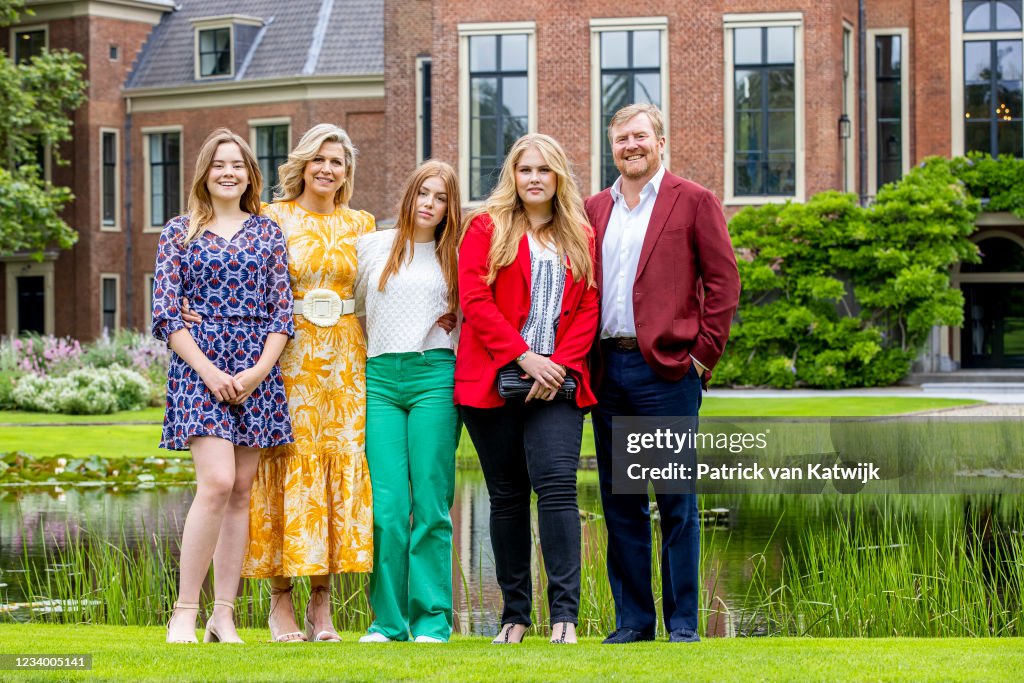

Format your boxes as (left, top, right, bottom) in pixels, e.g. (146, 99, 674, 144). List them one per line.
(461, 399, 583, 626)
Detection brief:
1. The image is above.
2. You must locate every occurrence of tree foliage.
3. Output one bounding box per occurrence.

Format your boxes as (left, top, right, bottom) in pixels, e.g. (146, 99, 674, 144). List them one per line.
(717, 158, 981, 388)
(0, 0, 86, 257)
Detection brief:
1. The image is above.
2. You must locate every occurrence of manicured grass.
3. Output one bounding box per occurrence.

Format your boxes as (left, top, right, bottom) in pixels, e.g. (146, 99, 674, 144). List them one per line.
(700, 396, 980, 417)
(0, 407, 165, 424)
(0, 397, 981, 460)
(0, 425, 164, 459)
(0, 625, 1019, 682)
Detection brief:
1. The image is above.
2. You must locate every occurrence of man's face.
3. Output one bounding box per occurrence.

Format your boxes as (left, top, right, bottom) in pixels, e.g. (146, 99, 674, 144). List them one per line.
(610, 113, 665, 181)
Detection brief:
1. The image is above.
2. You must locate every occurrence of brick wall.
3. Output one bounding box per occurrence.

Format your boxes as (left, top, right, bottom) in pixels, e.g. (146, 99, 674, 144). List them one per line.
(418, 0, 877, 210)
(383, 0, 433, 220)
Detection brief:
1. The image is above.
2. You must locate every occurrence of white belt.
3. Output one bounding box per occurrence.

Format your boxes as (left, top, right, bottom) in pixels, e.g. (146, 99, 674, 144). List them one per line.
(294, 288, 355, 327)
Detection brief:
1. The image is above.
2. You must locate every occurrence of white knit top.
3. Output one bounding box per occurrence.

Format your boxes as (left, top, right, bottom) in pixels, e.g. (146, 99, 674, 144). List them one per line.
(355, 229, 455, 358)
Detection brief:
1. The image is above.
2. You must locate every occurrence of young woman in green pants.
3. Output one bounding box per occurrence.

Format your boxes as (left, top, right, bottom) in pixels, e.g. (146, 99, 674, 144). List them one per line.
(354, 160, 462, 643)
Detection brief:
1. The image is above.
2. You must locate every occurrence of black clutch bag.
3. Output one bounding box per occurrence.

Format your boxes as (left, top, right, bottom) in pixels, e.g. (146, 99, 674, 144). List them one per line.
(497, 362, 577, 401)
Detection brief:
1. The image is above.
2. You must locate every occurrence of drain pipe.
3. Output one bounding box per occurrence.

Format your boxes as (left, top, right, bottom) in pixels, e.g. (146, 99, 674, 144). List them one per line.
(858, 0, 868, 205)
(124, 101, 134, 329)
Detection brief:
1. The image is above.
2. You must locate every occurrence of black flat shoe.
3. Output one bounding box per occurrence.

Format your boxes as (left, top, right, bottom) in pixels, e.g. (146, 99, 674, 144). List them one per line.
(601, 627, 655, 644)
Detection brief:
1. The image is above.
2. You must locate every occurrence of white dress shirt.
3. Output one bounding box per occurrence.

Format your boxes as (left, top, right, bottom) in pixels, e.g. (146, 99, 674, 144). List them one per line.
(599, 165, 708, 372)
(600, 165, 666, 339)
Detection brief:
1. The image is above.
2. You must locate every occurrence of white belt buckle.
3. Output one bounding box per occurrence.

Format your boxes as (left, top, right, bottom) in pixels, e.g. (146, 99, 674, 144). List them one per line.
(299, 288, 342, 327)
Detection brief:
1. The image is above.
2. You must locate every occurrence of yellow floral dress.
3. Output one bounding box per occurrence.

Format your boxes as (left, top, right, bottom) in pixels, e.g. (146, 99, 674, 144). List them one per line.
(243, 201, 374, 578)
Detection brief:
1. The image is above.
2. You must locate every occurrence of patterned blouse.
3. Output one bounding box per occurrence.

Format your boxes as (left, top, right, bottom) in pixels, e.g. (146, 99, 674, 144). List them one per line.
(520, 232, 566, 355)
(151, 214, 294, 342)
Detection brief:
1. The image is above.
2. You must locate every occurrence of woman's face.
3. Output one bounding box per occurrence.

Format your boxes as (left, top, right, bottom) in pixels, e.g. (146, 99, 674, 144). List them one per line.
(302, 141, 347, 200)
(206, 142, 249, 203)
(413, 175, 448, 233)
(514, 146, 556, 212)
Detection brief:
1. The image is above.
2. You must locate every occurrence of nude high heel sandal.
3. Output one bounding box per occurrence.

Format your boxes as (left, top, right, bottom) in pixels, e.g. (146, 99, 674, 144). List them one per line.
(166, 602, 199, 644)
(204, 599, 243, 644)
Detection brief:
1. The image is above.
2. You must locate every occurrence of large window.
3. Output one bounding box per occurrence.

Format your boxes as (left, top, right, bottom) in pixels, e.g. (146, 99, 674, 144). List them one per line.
(101, 130, 119, 229)
(732, 26, 797, 197)
(146, 131, 181, 228)
(11, 27, 46, 64)
(597, 28, 663, 188)
(961, 1, 1023, 157)
(873, 34, 906, 189)
(467, 34, 528, 200)
(253, 123, 289, 203)
(197, 27, 231, 77)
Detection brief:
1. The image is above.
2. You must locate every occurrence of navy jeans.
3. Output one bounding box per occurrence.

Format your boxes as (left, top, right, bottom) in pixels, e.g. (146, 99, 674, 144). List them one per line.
(593, 347, 703, 634)
(461, 399, 583, 626)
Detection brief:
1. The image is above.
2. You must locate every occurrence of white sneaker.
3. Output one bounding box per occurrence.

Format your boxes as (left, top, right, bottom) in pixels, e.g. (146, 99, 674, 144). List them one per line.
(413, 635, 445, 643)
(358, 632, 393, 643)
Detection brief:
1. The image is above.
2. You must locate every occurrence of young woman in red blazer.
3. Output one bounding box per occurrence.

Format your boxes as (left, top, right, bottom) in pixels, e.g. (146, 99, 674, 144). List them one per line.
(457, 133, 598, 645)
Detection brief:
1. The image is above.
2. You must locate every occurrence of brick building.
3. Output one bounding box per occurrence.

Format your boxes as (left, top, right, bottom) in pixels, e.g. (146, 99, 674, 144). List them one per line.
(3, 1, 1023, 370)
(383, 0, 1024, 371)
(2, 0, 385, 340)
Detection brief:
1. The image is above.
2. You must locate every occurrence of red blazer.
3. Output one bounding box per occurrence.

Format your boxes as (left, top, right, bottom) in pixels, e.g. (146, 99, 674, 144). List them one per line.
(585, 169, 740, 386)
(455, 213, 599, 409)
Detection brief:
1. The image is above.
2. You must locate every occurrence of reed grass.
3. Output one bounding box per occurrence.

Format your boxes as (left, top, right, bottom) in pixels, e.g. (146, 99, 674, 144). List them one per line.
(4, 495, 1021, 639)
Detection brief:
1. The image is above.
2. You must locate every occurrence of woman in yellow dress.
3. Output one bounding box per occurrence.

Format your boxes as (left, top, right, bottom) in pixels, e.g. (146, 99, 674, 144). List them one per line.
(241, 123, 374, 642)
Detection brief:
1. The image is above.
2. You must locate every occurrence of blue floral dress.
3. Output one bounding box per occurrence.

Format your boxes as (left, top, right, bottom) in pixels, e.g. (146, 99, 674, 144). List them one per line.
(152, 214, 295, 451)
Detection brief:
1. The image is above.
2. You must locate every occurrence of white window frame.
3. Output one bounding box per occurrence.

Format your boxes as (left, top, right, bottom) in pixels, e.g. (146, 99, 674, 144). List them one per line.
(4, 257, 55, 336)
(99, 127, 121, 231)
(866, 28, 911, 196)
(99, 273, 120, 333)
(589, 17, 670, 195)
(191, 16, 251, 80)
(950, 0, 1024, 156)
(416, 56, 432, 163)
(723, 12, 806, 205)
(142, 125, 183, 233)
(248, 117, 291, 201)
(458, 21, 537, 206)
(143, 272, 155, 328)
(8, 24, 48, 63)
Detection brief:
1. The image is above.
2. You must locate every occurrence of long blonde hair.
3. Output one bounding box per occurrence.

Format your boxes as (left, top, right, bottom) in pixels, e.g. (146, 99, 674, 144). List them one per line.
(184, 128, 262, 244)
(378, 160, 462, 313)
(465, 133, 594, 286)
(274, 123, 357, 207)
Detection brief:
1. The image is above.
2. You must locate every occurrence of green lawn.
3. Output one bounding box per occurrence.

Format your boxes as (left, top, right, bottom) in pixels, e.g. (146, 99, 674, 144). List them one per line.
(0, 626, 1018, 682)
(0, 408, 165, 424)
(0, 397, 981, 460)
(0, 425, 165, 459)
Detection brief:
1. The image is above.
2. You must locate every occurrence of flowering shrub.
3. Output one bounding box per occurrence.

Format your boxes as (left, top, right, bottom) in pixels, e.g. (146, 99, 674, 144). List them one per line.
(0, 334, 83, 376)
(82, 329, 170, 373)
(10, 365, 151, 414)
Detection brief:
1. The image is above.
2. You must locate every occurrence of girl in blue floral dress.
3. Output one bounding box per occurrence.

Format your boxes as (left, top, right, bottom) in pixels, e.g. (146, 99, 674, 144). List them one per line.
(152, 129, 294, 644)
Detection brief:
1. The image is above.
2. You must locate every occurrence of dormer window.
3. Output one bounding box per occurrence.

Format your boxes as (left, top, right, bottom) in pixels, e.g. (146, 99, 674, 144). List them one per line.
(191, 15, 263, 80)
(198, 27, 231, 77)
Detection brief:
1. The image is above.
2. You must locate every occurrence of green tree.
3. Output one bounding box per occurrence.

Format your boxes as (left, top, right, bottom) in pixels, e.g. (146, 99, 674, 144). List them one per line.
(0, 0, 86, 257)
(718, 159, 980, 389)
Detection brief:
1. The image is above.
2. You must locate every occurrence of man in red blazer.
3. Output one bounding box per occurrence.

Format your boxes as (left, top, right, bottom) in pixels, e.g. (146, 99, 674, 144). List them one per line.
(585, 103, 740, 644)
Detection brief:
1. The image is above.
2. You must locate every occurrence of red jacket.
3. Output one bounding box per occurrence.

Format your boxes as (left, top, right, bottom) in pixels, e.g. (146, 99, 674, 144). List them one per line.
(585, 170, 740, 386)
(455, 213, 599, 409)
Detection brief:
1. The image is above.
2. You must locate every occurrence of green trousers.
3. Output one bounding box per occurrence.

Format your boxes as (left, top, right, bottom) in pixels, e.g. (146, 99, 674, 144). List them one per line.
(365, 349, 459, 641)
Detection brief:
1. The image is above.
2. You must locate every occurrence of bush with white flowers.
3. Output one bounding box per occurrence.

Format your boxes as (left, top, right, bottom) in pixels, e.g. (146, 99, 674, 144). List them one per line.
(11, 365, 151, 414)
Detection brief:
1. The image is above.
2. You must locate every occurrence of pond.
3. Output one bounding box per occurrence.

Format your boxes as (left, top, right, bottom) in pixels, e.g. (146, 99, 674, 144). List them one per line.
(1, 474, 1020, 637)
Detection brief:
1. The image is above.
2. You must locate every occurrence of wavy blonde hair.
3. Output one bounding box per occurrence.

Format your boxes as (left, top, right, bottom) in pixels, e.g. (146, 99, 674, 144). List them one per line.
(184, 128, 262, 245)
(465, 133, 594, 286)
(378, 160, 462, 313)
(274, 123, 357, 206)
